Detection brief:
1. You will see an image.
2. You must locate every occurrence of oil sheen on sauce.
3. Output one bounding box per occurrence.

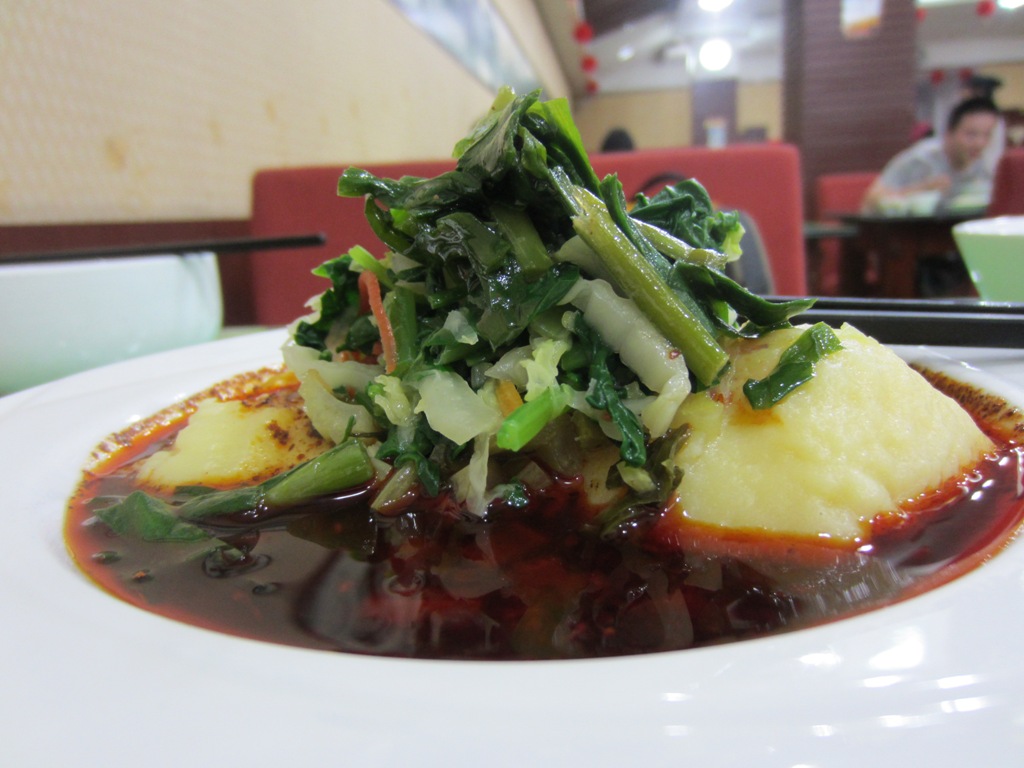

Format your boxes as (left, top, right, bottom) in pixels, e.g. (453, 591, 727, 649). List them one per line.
(64, 370, 1024, 661)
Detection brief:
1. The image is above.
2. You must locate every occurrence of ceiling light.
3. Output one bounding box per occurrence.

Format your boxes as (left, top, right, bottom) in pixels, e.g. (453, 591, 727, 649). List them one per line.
(698, 38, 732, 71)
(997, 0, 1024, 9)
(698, 0, 734, 11)
(617, 44, 636, 62)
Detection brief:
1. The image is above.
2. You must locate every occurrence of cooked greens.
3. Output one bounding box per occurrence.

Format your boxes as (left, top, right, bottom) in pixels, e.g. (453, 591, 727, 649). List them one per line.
(97, 86, 828, 540)
(288, 86, 822, 519)
(95, 439, 374, 544)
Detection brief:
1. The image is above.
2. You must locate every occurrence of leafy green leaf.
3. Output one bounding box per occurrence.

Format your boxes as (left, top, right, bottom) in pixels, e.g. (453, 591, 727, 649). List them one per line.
(295, 254, 363, 353)
(95, 440, 376, 545)
(743, 323, 843, 410)
(574, 319, 647, 467)
(668, 261, 815, 335)
(631, 178, 742, 253)
(96, 492, 212, 543)
(470, 261, 580, 349)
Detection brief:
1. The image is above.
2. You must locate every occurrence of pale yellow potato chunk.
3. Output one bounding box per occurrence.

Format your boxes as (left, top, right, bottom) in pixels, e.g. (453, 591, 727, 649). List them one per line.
(672, 324, 993, 543)
(137, 396, 328, 491)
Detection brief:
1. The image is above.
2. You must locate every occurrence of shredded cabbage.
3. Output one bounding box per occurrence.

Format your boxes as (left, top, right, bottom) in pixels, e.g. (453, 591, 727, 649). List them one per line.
(562, 278, 691, 436)
(413, 370, 502, 446)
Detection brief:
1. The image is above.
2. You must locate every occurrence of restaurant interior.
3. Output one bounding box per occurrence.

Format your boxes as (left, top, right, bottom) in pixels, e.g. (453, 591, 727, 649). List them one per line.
(2, 0, 1022, 327)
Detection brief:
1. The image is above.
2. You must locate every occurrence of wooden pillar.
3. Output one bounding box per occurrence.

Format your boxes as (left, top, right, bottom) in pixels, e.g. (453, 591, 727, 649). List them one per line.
(783, 0, 919, 212)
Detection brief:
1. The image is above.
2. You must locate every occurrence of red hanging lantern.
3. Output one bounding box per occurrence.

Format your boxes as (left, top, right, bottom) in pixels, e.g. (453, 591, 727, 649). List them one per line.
(573, 20, 594, 43)
(959, 67, 975, 82)
(585, 78, 599, 95)
(930, 69, 945, 85)
(976, 0, 995, 17)
(916, 7, 927, 22)
(581, 54, 598, 73)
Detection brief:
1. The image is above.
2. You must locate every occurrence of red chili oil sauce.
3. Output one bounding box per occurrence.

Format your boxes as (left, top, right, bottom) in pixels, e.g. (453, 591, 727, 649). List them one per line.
(64, 369, 1024, 661)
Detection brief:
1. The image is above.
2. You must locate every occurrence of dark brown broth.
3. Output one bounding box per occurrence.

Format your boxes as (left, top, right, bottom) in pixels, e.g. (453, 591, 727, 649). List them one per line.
(65, 380, 1024, 661)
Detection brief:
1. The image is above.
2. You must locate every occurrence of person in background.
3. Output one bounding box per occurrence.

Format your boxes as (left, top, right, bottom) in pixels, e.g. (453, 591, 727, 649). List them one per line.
(861, 95, 1002, 214)
(963, 75, 1006, 178)
(600, 127, 635, 152)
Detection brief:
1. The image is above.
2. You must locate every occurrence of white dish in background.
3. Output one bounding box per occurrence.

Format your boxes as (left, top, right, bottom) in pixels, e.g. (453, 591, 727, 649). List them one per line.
(1, 330, 1023, 767)
(0, 251, 222, 394)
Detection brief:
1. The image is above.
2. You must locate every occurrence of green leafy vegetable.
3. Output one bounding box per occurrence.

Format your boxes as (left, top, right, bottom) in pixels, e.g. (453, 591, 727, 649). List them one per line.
(287, 86, 818, 520)
(743, 323, 844, 410)
(497, 384, 573, 452)
(96, 492, 211, 543)
(95, 439, 375, 543)
(553, 173, 729, 387)
(631, 178, 742, 254)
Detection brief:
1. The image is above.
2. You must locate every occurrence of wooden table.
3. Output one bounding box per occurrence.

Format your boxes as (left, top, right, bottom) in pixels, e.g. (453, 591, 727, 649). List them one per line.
(838, 211, 984, 298)
(802, 220, 858, 295)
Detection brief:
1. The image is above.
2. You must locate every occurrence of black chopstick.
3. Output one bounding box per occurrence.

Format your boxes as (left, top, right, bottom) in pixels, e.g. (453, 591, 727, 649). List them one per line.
(0, 233, 327, 265)
(796, 306, 1024, 348)
(782, 295, 1024, 316)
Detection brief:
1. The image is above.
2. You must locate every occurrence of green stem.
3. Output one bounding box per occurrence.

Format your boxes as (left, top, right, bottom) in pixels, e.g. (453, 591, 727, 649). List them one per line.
(385, 286, 419, 375)
(348, 245, 392, 288)
(566, 185, 729, 387)
(491, 202, 553, 279)
(633, 219, 729, 270)
(496, 385, 572, 452)
(263, 439, 374, 507)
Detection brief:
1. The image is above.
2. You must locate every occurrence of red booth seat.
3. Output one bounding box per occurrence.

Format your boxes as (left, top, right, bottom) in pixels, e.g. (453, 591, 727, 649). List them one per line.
(815, 171, 878, 219)
(249, 144, 806, 325)
(250, 159, 456, 326)
(811, 171, 878, 295)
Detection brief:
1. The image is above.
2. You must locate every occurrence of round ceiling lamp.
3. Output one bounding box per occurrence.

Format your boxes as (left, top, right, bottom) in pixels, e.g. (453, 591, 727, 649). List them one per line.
(698, 38, 733, 71)
(698, 0, 734, 11)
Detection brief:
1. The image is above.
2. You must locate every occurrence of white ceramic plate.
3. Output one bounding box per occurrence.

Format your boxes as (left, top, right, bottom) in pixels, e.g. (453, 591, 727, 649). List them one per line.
(2, 331, 1023, 767)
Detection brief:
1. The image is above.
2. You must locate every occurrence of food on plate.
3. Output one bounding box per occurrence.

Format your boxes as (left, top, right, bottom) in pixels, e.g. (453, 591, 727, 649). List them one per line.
(137, 386, 330, 492)
(65, 88, 1024, 659)
(673, 324, 993, 542)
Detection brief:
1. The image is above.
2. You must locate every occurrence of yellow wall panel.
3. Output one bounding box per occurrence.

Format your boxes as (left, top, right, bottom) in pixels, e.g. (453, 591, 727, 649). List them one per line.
(0, 0, 567, 223)
(574, 89, 693, 152)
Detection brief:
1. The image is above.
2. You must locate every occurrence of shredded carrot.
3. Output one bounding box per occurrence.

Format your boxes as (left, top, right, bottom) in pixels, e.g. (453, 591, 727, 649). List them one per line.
(359, 270, 397, 373)
(495, 379, 524, 416)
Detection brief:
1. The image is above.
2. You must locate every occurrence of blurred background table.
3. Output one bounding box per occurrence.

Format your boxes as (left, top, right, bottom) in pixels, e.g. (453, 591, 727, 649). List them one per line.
(838, 210, 986, 298)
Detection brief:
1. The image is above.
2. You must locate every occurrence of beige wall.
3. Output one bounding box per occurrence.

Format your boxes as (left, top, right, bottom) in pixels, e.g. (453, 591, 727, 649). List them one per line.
(574, 80, 783, 154)
(574, 90, 694, 153)
(0, 0, 567, 224)
(737, 80, 783, 141)
(978, 61, 1024, 110)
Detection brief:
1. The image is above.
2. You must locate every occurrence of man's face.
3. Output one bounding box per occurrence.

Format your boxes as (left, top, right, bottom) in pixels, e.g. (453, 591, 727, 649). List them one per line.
(945, 112, 999, 169)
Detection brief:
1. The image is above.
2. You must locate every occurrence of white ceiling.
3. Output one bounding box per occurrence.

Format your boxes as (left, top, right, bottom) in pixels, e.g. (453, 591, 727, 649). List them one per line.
(537, 0, 1024, 96)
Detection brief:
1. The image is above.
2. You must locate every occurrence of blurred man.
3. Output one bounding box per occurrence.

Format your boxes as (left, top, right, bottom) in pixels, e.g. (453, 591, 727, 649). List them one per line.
(862, 96, 1002, 214)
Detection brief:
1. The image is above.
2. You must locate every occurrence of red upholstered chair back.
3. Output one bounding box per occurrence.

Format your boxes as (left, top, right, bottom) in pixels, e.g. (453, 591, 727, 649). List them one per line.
(811, 171, 878, 295)
(249, 144, 807, 324)
(814, 172, 877, 218)
(591, 144, 807, 295)
(988, 148, 1024, 216)
(250, 160, 455, 325)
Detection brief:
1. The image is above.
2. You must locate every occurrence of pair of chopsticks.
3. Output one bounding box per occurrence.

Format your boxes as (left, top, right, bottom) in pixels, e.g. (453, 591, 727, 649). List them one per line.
(4, 235, 1017, 349)
(781, 296, 1024, 348)
(0, 233, 326, 265)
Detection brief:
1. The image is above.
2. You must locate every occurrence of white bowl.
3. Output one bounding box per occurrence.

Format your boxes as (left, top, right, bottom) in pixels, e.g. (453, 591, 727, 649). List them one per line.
(2, 332, 1024, 765)
(0, 252, 222, 394)
(953, 216, 1024, 302)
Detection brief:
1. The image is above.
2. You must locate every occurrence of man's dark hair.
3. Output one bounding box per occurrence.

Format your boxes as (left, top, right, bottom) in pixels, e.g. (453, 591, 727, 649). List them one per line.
(947, 96, 1000, 131)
